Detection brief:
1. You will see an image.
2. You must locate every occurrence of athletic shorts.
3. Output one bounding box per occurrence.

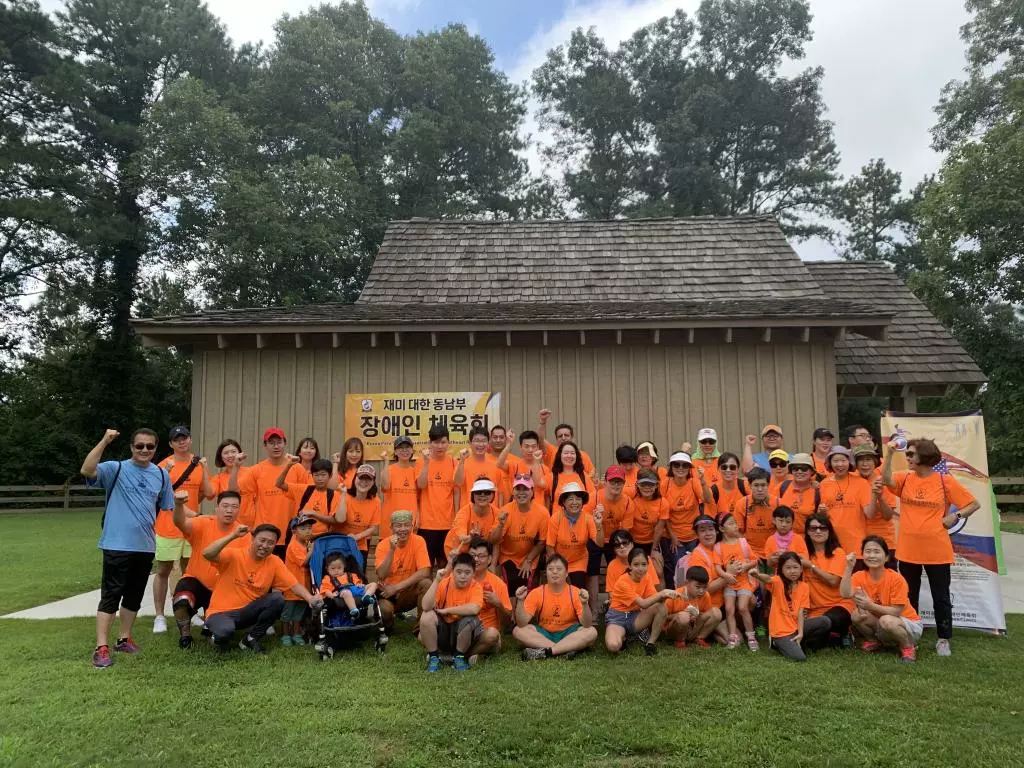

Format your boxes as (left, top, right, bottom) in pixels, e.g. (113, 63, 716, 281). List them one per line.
(155, 535, 191, 562)
(604, 609, 638, 634)
(538, 624, 583, 644)
(335, 584, 367, 601)
(98, 550, 155, 614)
(281, 600, 308, 623)
(172, 576, 213, 614)
(724, 588, 753, 598)
(419, 529, 449, 565)
(501, 560, 537, 595)
(586, 540, 605, 577)
(437, 615, 483, 653)
(903, 618, 924, 643)
(568, 571, 586, 589)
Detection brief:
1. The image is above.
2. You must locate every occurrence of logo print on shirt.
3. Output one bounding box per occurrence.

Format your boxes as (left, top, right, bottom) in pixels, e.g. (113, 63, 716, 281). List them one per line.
(519, 524, 527, 535)
(552, 604, 561, 617)
(434, 473, 441, 480)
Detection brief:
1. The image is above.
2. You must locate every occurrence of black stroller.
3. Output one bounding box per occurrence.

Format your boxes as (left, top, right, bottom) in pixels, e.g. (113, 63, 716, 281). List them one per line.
(308, 535, 388, 659)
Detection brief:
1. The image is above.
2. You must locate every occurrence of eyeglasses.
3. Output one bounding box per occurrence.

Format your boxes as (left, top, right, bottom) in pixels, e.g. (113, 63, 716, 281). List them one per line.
(807, 525, 828, 532)
(133, 443, 156, 450)
(470, 552, 489, 561)
(769, 461, 788, 468)
(720, 464, 738, 471)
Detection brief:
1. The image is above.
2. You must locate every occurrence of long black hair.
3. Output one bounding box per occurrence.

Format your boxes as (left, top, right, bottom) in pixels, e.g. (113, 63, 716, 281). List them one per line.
(803, 512, 840, 559)
(776, 551, 804, 603)
(551, 440, 588, 510)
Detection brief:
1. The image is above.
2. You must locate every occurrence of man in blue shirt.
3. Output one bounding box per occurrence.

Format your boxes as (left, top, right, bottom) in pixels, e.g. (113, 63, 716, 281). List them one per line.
(742, 424, 785, 472)
(81, 428, 174, 668)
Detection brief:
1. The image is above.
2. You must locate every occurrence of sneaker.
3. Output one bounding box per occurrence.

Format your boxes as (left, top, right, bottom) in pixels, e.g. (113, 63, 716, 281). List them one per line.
(426, 654, 442, 672)
(936, 639, 952, 657)
(152, 616, 167, 634)
(636, 628, 652, 645)
(113, 637, 140, 654)
(349, 608, 361, 620)
(92, 646, 113, 668)
(178, 635, 193, 650)
(695, 638, 712, 649)
(726, 633, 740, 649)
(239, 635, 267, 654)
(281, 634, 293, 647)
(860, 640, 882, 653)
(842, 633, 854, 649)
(900, 646, 917, 664)
(674, 638, 688, 649)
(291, 635, 305, 646)
(754, 625, 767, 638)
(521, 647, 548, 662)
(746, 636, 760, 652)
(453, 654, 471, 671)
(264, 625, 275, 636)
(644, 642, 658, 657)
(562, 651, 578, 661)
(362, 594, 377, 605)
(191, 614, 206, 628)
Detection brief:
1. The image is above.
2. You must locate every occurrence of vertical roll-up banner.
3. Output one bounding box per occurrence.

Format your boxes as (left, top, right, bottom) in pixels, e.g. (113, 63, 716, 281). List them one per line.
(881, 410, 1006, 634)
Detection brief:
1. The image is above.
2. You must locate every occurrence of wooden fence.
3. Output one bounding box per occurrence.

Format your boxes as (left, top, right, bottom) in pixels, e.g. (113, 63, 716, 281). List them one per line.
(0, 482, 104, 511)
(993, 477, 1024, 508)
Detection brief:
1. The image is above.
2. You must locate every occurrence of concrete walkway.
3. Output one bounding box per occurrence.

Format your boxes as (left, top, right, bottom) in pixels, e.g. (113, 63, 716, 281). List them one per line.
(5, 535, 1024, 620)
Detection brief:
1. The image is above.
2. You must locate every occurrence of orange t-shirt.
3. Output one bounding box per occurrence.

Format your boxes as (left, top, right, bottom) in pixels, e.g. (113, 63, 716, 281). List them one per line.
(714, 539, 755, 592)
(769, 473, 792, 495)
(551, 471, 597, 513)
(338, 494, 381, 552)
(155, 455, 208, 539)
(419, 456, 458, 530)
(812, 454, 829, 476)
(862, 470, 897, 548)
(683, 545, 723, 608)
(767, 576, 809, 638)
(763, 531, 809, 564)
(523, 583, 584, 632)
(630, 497, 669, 544)
(851, 568, 921, 622)
(891, 470, 975, 564)
(605, 556, 659, 594)
(282, 536, 312, 600)
(620, 465, 639, 498)
(207, 548, 296, 616)
(210, 469, 256, 527)
(806, 548, 854, 617)
(545, 511, 598, 572)
(182, 517, 250, 590)
(319, 571, 363, 595)
(374, 535, 431, 586)
(660, 477, 704, 541)
(543, 443, 595, 477)
(819, 474, 872, 557)
(444, 503, 501, 554)
(665, 587, 712, 616)
(690, 456, 721, 486)
(284, 483, 341, 537)
(777, 481, 818, 534)
(458, 456, 505, 505)
(433, 575, 484, 624)
(497, 502, 550, 566)
(502, 455, 553, 504)
(238, 460, 308, 535)
(381, 461, 421, 537)
(595, 489, 634, 534)
(708, 481, 748, 522)
(734, 495, 779, 557)
(475, 570, 512, 630)
(610, 572, 656, 613)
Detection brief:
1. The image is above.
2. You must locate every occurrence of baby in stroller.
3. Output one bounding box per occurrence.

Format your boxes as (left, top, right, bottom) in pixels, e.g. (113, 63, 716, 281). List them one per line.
(319, 553, 378, 625)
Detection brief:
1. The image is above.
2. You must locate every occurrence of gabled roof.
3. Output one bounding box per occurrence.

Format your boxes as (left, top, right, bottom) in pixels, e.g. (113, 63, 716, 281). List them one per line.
(358, 216, 829, 304)
(806, 261, 986, 392)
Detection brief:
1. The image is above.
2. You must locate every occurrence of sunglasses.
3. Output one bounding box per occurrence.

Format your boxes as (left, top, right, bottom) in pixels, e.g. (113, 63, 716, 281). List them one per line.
(699, 439, 716, 444)
(791, 466, 812, 472)
(807, 525, 828, 532)
(719, 464, 738, 471)
(769, 461, 788, 468)
(133, 443, 156, 450)
(613, 541, 631, 549)
(905, 451, 917, 458)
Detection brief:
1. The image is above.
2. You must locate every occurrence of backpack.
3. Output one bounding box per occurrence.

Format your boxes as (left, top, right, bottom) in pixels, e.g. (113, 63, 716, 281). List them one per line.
(538, 584, 582, 625)
(711, 480, 746, 505)
(101, 460, 169, 529)
(713, 538, 752, 564)
(299, 485, 335, 515)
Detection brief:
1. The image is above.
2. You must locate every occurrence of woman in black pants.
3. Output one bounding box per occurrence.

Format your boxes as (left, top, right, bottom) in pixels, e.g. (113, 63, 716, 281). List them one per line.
(801, 513, 853, 647)
(883, 438, 979, 657)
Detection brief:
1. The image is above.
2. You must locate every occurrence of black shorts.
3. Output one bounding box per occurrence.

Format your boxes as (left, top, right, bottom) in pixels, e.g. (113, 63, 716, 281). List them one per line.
(172, 576, 213, 614)
(586, 540, 606, 577)
(98, 550, 155, 614)
(501, 560, 537, 595)
(419, 529, 449, 566)
(636, 542, 653, 557)
(273, 544, 287, 560)
(437, 615, 483, 653)
(568, 571, 587, 589)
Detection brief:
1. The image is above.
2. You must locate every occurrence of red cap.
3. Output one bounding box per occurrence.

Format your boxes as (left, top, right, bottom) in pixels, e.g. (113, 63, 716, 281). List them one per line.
(605, 465, 626, 482)
(262, 426, 286, 442)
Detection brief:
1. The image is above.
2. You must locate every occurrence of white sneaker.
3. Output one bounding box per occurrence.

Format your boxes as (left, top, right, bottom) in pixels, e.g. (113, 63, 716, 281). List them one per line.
(265, 625, 275, 636)
(191, 614, 205, 628)
(152, 615, 168, 633)
(936, 639, 952, 657)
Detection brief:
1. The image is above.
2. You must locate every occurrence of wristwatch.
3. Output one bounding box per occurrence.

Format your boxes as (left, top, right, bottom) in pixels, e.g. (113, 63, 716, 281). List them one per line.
(955, 511, 965, 520)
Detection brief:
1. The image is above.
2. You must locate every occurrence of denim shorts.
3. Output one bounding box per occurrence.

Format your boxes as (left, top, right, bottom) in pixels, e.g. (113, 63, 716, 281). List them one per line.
(604, 609, 638, 633)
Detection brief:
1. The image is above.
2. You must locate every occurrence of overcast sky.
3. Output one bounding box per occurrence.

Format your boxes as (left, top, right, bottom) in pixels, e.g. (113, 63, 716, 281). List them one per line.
(42, 0, 973, 259)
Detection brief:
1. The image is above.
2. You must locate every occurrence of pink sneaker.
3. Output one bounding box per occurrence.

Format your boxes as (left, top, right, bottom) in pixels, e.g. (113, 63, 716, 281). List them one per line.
(726, 633, 740, 649)
(113, 637, 140, 654)
(92, 646, 113, 668)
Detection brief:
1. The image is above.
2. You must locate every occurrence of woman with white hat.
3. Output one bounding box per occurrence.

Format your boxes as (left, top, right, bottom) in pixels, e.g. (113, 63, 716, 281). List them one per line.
(546, 483, 604, 589)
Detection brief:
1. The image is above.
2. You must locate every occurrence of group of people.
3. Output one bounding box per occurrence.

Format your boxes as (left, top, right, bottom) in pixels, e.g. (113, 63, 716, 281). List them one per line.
(81, 410, 979, 670)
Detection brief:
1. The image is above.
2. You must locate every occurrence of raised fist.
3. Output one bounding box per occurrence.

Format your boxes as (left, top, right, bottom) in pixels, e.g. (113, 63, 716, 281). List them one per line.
(745, 434, 758, 446)
(421, 448, 431, 460)
(458, 448, 470, 460)
(680, 441, 693, 454)
(199, 457, 208, 466)
(515, 586, 528, 599)
(381, 450, 389, 461)
(846, 551, 857, 566)
(235, 451, 248, 464)
(593, 507, 603, 525)
(286, 453, 300, 464)
(389, 534, 398, 547)
(174, 490, 189, 503)
(331, 452, 342, 464)
(234, 525, 250, 538)
(533, 449, 544, 462)
(498, 511, 509, 524)
(579, 589, 590, 603)
(538, 409, 552, 423)
(104, 429, 120, 444)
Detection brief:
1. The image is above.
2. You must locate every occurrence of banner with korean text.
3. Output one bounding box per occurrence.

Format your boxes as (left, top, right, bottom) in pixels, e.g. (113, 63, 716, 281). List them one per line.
(345, 392, 502, 456)
(881, 410, 1006, 634)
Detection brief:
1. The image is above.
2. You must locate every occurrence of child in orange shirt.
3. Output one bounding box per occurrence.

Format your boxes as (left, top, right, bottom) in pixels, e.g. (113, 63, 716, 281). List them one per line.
(664, 565, 719, 648)
(605, 546, 680, 656)
(749, 551, 829, 661)
(841, 536, 924, 663)
(281, 516, 315, 645)
(319, 553, 378, 623)
(418, 553, 483, 672)
(714, 513, 758, 651)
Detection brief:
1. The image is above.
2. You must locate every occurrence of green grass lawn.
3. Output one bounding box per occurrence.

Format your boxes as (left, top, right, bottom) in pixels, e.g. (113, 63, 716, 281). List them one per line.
(1001, 520, 1024, 535)
(0, 510, 101, 614)
(1, 510, 1022, 767)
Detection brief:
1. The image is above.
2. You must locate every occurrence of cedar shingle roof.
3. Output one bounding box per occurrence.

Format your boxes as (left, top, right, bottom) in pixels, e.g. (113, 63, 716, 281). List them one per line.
(358, 216, 827, 304)
(806, 261, 986, 388)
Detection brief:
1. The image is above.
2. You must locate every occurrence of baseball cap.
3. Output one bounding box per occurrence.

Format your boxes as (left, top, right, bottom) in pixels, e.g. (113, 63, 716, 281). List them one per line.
(769, 449, 790, 463)
(635, 441, 658, 460)
(788, 452, 815, 468)
(761, 424, 783, 437)
(169, 425, 190, 440)
(262, 426, 286, 442)
(636, 471, 659, 486)
(604, 465, 626, 482)
(512, 474, 534, 489)
(692, 514, 717, 531)
(470, 478, 497, 494)
(813, 427, 835, 439)
(668, 451, 693, 466)
(291, 513, 315, 529)
(355, 463, 377, 480)
(393, 435, 413, 448)
(697, 427, 718, 442)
